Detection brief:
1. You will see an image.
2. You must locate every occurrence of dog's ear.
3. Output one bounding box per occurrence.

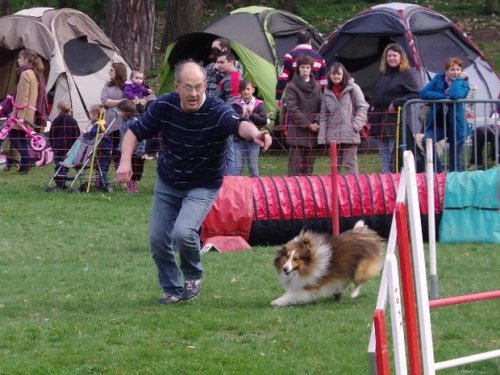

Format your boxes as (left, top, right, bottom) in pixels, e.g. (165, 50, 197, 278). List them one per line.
(299, 230, 312, 247)
(274, 246, 287, 265)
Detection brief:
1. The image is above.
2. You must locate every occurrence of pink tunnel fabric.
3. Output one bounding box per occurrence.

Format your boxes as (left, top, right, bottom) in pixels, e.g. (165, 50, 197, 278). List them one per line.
(201, 173, 446, 246)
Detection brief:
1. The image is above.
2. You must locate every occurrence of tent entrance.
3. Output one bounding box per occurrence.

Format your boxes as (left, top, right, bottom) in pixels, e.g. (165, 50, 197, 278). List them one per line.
(0, 49, 21, 98)
(333, 35, 395, 101)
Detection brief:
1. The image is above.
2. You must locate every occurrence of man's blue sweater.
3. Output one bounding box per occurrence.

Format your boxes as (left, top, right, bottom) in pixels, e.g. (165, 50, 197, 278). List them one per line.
(129, 93, 242, 190)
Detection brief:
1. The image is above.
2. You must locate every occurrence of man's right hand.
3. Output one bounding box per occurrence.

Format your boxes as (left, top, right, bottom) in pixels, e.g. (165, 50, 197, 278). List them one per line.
(115, 161, 133, 185)
(275, 100, 283, 110)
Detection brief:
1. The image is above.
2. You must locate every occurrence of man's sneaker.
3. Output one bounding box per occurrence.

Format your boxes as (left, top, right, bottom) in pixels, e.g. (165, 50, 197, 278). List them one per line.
(181, 279, 202, 301)
(158, 293, 182, 305)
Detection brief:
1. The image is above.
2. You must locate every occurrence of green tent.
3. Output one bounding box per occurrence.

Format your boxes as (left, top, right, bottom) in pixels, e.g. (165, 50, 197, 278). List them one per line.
(159, 6, 324, 115)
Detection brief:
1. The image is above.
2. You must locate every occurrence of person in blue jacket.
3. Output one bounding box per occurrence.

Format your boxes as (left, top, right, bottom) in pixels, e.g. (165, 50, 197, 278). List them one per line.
(421, 57, 470, 172)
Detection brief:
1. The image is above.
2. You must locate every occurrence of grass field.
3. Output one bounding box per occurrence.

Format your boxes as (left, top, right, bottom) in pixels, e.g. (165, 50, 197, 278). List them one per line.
(0, 163, 499, 374)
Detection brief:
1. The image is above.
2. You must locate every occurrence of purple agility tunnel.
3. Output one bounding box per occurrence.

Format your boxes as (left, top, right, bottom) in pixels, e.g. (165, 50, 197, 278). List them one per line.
(201, 174, 446, 246)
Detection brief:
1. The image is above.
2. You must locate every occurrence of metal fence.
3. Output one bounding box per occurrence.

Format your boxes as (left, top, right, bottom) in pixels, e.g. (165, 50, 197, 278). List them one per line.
(401, 98, 499, 173)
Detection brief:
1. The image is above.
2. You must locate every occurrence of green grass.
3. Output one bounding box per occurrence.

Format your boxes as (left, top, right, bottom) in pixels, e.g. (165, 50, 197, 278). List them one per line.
(259, 150, 381, 176)
(0, 165, 499, 374)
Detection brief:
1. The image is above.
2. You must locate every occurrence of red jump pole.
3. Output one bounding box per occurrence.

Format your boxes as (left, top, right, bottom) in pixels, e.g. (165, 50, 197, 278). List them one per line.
(429, 290, 500, 308)
(330, 140, 339, 236)
(395, 202, 423, 375)
(373, 309, 391, 375)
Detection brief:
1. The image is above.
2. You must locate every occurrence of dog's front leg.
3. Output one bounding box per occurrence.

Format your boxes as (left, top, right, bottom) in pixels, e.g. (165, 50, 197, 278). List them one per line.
(271, 291, 315, 307)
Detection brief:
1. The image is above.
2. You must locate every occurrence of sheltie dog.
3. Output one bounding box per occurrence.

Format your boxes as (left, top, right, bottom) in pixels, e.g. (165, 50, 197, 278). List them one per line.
(271, 220, 384, 307)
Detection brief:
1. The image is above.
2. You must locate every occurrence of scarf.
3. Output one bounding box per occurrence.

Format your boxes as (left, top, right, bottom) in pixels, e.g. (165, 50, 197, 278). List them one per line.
(332, 84, 342, 99)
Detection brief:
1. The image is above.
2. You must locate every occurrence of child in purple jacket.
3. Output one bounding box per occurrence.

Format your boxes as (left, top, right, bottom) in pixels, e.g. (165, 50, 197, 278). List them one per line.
(123, 69, 153, 113)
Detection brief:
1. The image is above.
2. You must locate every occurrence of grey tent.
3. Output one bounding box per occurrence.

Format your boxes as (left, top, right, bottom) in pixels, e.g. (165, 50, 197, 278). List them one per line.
(0, 7, 129, 131)
(159, 6, 324, 114)
(320, 2, 499, 101)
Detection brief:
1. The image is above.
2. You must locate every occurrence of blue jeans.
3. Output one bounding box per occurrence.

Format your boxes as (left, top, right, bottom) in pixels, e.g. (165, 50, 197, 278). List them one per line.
(423, 128, 464, 172)
(149, 177, 220, 295)
(378, 138, 395, 173)
(234, 141, 260, 177)
(224, 135, 236, 176)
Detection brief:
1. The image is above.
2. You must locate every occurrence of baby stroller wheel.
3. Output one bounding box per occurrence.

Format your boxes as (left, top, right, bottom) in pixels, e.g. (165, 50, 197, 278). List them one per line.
(31, 134, 47, 151)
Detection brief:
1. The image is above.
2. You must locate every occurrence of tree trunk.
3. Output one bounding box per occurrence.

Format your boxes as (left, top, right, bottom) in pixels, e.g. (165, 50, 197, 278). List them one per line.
(105, 0, 155, 74)
(485, 0, 498, 13)
(276, 0, 298, 13)
(57, 0, 78, 8)
(161, 0, 203, 51)
(0, 0, 10, 16)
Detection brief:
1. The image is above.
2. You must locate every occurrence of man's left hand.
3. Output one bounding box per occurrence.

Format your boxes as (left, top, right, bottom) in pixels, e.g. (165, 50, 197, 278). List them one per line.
(254, 131, 272, 151)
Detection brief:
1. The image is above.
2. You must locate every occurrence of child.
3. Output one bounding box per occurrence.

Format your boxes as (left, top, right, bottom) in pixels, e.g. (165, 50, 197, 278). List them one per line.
(284, 54, 322, 176)
(232, 80, 267, 176)
(123, 69, 154, 113)
(49, 100, 80, 189)
(83, 104, 112, 191)
(116, 100, 145, 194)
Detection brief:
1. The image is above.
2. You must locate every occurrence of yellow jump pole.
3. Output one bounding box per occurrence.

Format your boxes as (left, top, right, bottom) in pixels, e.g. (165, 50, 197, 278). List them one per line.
(86, 110, 106, 192)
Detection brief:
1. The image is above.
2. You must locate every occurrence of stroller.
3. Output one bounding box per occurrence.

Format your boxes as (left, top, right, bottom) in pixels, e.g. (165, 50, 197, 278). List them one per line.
(46, 110, 119, 192)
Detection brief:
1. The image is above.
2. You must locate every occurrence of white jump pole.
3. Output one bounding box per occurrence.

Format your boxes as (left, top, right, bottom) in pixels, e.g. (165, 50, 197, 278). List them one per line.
(403, 151, 436, 375)
(425, 138, 438, 299)
(386, 254, 408, 375)
(434, 349, 500, 371)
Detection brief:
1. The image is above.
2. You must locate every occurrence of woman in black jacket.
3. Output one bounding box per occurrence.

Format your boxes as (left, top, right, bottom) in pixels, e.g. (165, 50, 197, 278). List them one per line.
(370, 43, 420, 173)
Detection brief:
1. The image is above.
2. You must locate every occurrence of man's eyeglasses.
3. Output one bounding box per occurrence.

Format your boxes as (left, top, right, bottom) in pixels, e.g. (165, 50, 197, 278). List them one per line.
(179, 83, 205, 94)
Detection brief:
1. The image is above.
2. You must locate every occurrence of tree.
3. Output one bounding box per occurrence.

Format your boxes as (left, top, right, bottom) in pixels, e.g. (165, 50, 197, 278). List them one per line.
(485, 0, 498, 13)
(161, 0, 203, 51)
(0, 0, 10, 16)
(105, 0, 155, 74)
(276, 0, 298, 13)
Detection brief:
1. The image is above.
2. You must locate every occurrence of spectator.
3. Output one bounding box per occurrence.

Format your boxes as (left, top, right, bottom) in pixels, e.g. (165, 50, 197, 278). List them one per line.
(49, 100, 80, 189)
(215, 50, 242, 175)
(215, 51, 241, 105)
(83, 104, 112, 192)
(421, 57, 470, 172)
(8, 49, 48, 173)
(284, 54, 322, 176)
(275, 30, 327, 109)
(116, 99, 145, 194)
(205, 37, 243, 97)
(318, 62, 368, 174)
(115, 60, 272, 305)
(468, 98, 500, 169)
(101, 62, 127, 168)
(369, 43, 419, 173)
(123, 68, 155, 113)
(232, 79, 268, 176)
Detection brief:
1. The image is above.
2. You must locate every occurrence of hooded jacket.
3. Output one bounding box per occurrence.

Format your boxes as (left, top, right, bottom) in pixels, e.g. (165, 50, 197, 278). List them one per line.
(284, 73, 322, 147)
(318, 78, 368, 145)
(420, 73, 470, 143)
